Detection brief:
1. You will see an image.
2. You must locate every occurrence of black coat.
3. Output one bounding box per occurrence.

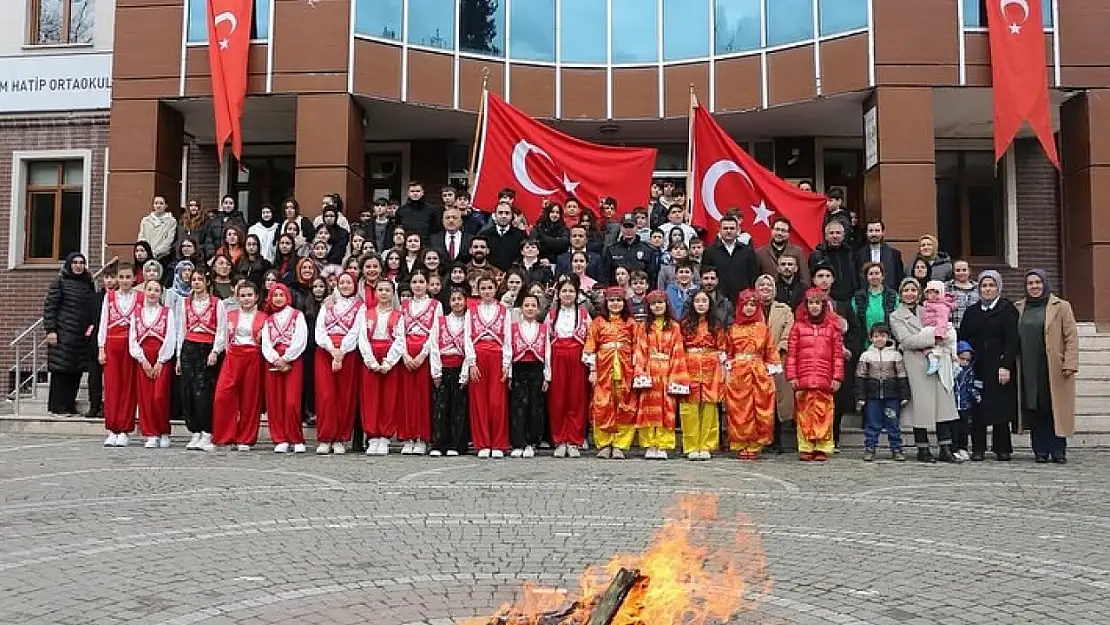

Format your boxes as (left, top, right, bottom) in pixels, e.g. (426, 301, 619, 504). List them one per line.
(43, 265, 96, 373)
(601, 236, 659, 286)
(202, 212, 247, 257)
(482, 225, 527, 272)
(429, 230, 473, 264)
(396, 199, 441, 241)
(855, 244, 904, 292)
(532, 218, 570, 260)
(809, 242, 859, 303)
(959, 299, 1020, 426)
(701, 240, 759, 303)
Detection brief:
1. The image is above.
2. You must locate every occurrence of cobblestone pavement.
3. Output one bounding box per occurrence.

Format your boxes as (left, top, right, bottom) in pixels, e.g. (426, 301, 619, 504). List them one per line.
(1, 434, 1108, 625)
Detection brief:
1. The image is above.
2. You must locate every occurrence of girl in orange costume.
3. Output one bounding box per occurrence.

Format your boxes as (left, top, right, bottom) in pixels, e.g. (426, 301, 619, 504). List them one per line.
(583, 287, 638, 459)
(632, 290, 689, 460)
(678, 290, 727, 461)
(785, 288, 845, 461)
(724, 289, 780, 460)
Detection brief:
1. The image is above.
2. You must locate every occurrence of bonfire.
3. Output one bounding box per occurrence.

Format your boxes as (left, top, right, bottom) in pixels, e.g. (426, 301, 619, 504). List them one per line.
(483, 495, 771, 625)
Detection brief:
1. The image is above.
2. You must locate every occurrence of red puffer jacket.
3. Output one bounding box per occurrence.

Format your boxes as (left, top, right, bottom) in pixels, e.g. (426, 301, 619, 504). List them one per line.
(785, 315, 845, 391)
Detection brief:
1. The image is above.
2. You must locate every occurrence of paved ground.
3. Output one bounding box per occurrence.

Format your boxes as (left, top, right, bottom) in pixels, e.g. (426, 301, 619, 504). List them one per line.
(0, 435, 1107, 625)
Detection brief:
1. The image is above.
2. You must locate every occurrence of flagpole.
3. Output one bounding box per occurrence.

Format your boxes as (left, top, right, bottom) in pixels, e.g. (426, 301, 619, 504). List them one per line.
(686, 84, 697, 223)
(466, 67, 491, 192)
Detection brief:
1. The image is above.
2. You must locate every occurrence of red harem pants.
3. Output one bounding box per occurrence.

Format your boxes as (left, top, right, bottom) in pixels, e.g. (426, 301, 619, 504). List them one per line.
(103, 333, 137, 434)
(134, 339, 171, 437)
(469, 340, 508, 451)
(397, 334, 432, 441)
(265, 358, 304, 445)
(547, 337, 588, 446)
(212, 345, 263, 445)
(315, 344, 359, 443)
(360, 339, 399, 438)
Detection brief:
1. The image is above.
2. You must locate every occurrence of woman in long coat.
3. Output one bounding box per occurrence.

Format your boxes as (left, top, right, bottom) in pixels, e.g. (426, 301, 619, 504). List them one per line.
(1014, 269, 1079, 463)
(958, 270, 1019, 461)
(888, 278, 960, 463)
(756, 274, 794, 452)
(43, 252, 97, 415)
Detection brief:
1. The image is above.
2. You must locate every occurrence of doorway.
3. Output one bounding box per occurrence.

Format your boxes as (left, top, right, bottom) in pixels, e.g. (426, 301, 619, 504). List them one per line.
(236, 155, 295, 223)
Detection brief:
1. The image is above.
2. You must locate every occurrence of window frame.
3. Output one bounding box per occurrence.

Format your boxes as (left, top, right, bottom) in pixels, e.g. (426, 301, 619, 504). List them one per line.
(27, 0, 93, 46)
(8, 150, 93, 269)
(934, 149, 1009, 265)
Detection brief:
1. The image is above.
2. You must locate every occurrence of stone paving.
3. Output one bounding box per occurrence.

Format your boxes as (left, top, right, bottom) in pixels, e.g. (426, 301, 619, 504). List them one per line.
(0, 434, 1108, 625)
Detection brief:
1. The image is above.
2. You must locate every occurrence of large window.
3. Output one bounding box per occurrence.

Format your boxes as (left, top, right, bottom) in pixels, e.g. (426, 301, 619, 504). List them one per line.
(560, 0, 606, 63)
(509, 0, 554, 61)
(766, 0, 813, 46)
(714, 0, 760, 54)
(409, 0, 454, 49)
(964, 0, 1053, 27)
(663, 0, 709, 60)
(819, 0, 868, 35)
(355, 0, 402, 41)
(459, 0, 505, 56)
(187, 0, 271, 42)
(935, 151, 1004, 260)
(21, 160, 85, 263)
(611, 0, 657, 63)
(29, 0, 94, 45)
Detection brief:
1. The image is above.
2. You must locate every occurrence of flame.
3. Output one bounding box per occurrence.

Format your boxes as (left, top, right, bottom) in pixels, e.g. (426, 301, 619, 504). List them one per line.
(483, 494, 771, 625)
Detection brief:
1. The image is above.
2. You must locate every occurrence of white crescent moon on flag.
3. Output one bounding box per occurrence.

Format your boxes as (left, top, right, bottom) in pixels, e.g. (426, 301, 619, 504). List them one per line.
(700, 159, 755, 222)
(511, 140, 557, 196)
(1000, 0, 1029, 23)
(214, 11, 239, 33)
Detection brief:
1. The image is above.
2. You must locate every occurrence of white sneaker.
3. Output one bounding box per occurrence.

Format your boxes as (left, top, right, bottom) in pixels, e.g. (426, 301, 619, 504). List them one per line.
(197, 433, 215, 452)
(365, 443, 375, 456)
(186, 433, 201, 450)
(687, 451, 699, 460)
(274, 443, 290, 453)
(104, 433, 118, 447)
(491, 449, 504, 459)
(567, 445, 581, 458)
(413, 441, 427, 455)
(554, 444, 567, 458)
(144, 437, 159, 449)
(700, 451, 712, 461)
(510, 448, 524, 458)
(478, 448, 491, 459)
(159, 435, 171, 448)
(446, 450, 460, 457)
(955, 449, 970, 461)
(332, 442, 346, 455)
(316, 443, 331, 455)
(236, 444, 251, 452)
(523, 446, 535, 458)
(611, 448, 625, 460)
(657, 450, 669, 460)
(293, 443, 307, 453)
(429, 449, 443, 457)
(116, 434, 129, 447)
(401, 441, 415, 455)
(378, 439, 390, 455)
(581, 440, 590, 450)
(645, 447, 658, 459)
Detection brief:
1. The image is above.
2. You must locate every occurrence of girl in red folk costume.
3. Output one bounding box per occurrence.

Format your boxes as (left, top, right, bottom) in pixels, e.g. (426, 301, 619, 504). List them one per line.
(632, 291, 690, 460)
(358, 278, 406, 456)
(464, 276, 512, 459)
(724, 289, 781, 460)
(314, 271, 364, 455)
(178, 271, 228, 452)
(99, 263, 142, 447)
(129, 279, 176, 449)
(786, 288, 845, 461)
(546, 277, 591, 458)
(508, 294, 550, 458)
(583, 287, 639, 460)
(212, 282, 268, 451)
(429, 288, 472, 457)
(398, 269, 441, 455)
(261, 283, 309, 454)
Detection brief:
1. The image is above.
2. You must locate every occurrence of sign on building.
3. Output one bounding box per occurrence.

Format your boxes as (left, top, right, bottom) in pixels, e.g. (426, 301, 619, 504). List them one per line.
(0, 52, 112, 113)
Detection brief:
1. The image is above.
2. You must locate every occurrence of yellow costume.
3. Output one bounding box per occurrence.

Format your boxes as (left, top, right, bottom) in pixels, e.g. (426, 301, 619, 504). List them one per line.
(632, 318, 689, 452)
(679, 319, 725, 455)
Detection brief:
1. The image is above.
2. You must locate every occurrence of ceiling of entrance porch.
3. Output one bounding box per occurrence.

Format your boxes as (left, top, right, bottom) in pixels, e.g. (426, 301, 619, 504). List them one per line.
(933, 87, 1068, 139)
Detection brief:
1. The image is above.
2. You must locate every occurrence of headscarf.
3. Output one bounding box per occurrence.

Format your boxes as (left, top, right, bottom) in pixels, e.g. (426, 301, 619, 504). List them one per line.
(257, 206, 278, 229)
(734, 288, 764, 324)
(173, 261, 194, 296)
(925, 280, 946, 295)
(62, 252, 90, 281)
(898, 277, 921, 310)
(977, 269, 1003, 308)
(133, 240, 154, 266)
(143, 259, 164, 282)
(1023, 268, 1050, 306)
(267, 283, 292, 312)
(918, 234, 939, 262)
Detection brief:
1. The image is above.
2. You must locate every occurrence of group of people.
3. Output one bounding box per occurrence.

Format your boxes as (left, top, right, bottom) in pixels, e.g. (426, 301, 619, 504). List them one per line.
(39, 178, 1079, 463)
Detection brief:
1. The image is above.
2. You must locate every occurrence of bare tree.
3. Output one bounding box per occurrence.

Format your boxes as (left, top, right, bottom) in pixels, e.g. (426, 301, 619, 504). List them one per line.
(34, 0, 95, 45)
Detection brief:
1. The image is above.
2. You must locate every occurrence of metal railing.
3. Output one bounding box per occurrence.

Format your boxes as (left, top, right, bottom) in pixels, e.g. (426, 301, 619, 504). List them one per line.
(8, 257, 118, 416)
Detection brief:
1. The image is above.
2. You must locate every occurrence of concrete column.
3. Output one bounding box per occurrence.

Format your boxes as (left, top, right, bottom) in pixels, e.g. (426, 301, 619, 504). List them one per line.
(294, 94, 365, 220)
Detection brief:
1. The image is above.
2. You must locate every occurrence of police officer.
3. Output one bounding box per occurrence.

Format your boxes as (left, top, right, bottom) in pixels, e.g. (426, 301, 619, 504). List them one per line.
(601, 214, 658, 286)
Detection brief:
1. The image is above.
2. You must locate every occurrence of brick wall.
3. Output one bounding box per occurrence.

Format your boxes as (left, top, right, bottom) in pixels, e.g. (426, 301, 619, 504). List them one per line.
(184, 144, 221, 212)
(0, 113, 109, 394)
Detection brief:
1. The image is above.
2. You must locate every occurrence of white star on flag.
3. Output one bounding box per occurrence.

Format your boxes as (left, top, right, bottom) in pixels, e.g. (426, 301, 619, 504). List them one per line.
(562, 172, 580, 194)
(219, 38, 230, 49)
(1009, 23, 1021, 34)
(751, 200, 774, 227)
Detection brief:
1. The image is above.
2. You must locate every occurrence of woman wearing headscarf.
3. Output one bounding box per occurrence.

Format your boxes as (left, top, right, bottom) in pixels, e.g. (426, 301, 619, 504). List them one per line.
(755, 274, 794, 453)
(43, 252, 97, 415)
(913, 234, 953, 282)
(247, 204, 281, 264)
(958, 270, 1019, 461)
(1014, 269, 1078, 463)
(888, 277, 961, 462)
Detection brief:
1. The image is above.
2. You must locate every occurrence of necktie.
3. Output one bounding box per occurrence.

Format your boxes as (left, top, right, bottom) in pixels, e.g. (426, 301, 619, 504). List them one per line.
(448, 234, 457, 258)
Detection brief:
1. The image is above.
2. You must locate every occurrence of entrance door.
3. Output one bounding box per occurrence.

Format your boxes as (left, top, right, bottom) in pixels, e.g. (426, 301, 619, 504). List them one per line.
(236, 155, 295, 223)
(823, 149, 863, 221)
(365, 152, 403, 204)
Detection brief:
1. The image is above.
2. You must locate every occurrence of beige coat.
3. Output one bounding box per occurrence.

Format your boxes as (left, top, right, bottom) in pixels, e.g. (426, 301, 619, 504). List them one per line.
(888, 305, 959, 429)
(1014, 295, 1078, 436)
(766, 301, 795, 420)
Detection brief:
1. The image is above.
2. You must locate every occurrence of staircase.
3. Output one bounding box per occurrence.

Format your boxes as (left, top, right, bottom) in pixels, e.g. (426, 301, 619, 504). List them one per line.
(1075, 323, 1110, 434)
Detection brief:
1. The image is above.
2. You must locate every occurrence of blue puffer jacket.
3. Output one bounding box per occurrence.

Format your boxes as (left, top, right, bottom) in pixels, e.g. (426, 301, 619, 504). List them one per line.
(954, 340, 983, 412)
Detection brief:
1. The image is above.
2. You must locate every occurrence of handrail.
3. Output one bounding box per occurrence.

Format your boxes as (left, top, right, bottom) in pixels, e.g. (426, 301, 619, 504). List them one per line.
(8, 256, 119, 347)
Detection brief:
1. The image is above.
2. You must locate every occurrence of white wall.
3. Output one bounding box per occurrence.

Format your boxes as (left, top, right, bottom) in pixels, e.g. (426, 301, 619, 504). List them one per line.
(0, 0, 116, 57)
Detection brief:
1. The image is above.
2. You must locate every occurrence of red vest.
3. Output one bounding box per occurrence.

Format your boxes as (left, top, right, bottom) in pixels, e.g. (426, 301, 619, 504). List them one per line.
(184, 295, 219, 343)
(546, 306, 589, 344)
(132, 306, 168, 344)
(437, 314, 466, 356)
(324, 299, 363, 336)
(265, 308, 301, 354)
(226, 309, 267, 346)
(470, 304, 507, 344)
(512, 321, 547, 362)
(366, 308, 402, 340)
(106, 290, 142, 338)
(402, 298, 438, 335)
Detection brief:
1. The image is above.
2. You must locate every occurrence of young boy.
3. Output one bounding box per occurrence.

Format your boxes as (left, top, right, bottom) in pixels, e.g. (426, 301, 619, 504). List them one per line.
(628, 270, 650, 323)
(854, 323, 910, 462)
(85, 267, 119, 418)
(98, 263, 141, 447)
(922, 280, 958, 376)
(665, 261, 697, 319)
(953, 340, 982, 463)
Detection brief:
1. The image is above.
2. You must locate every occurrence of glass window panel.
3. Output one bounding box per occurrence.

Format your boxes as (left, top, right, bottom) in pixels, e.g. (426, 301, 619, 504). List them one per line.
(36, 0, 63, 44)
(28, 162, 59, 186)
(188, 0, 271, 42)
(935, 182, 961, 259)
(355, 0, 402, 40)
(408, 0, 454, 49)
(560, 0, 606, 63)
(766, 0, 813, 46)
(714, 0, 760, 54)
(460, 0, 505, 56)
(819, 0, 867, 35)
(59, 192, 83, 260)
(510, 0, 555, 61)
(654, 144, 688, 171)
(963, 151, 997, 181)
(69, 0, 95, 44)
(28, 193, 57, 259)
(63, 160, 83, 186)
(935, 151, 959, 179)
(663, 0, 709, 60)
(967, 185, 1000, 257)
(753, 141, 775, 170)
(611, 0, 657, 63)
(965, 0, 1052, 27)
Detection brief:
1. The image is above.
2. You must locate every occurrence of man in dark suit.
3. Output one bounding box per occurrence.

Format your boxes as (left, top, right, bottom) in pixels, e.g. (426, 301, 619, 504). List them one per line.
(755, 216, 811, 285)
(555, 224, 602, 280)
(481, 201, 526, 272)
(701, 214, 759, 303)
(429, 206, 473, 264)
(855, 218, 904, 291)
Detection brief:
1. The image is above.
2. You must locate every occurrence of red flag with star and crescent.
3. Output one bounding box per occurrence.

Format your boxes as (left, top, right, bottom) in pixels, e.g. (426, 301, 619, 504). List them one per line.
(986, 0, 1059, 168)
(471, 92, 657, 223)
(689, 100, 825, 252)
(206, 0, 253, 164)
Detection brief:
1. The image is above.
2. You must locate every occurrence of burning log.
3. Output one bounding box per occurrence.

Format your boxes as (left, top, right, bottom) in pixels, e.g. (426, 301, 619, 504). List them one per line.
(586, 568, 643, 625)
(486, 568, 644, 625)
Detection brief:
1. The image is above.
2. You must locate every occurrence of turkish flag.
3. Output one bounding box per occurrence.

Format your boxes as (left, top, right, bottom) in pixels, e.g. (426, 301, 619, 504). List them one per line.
(986, 0, 1059, 168)
(206, 0, 253, 164)
(471, 92, 657, 223)
(690, 102, 825, 252)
